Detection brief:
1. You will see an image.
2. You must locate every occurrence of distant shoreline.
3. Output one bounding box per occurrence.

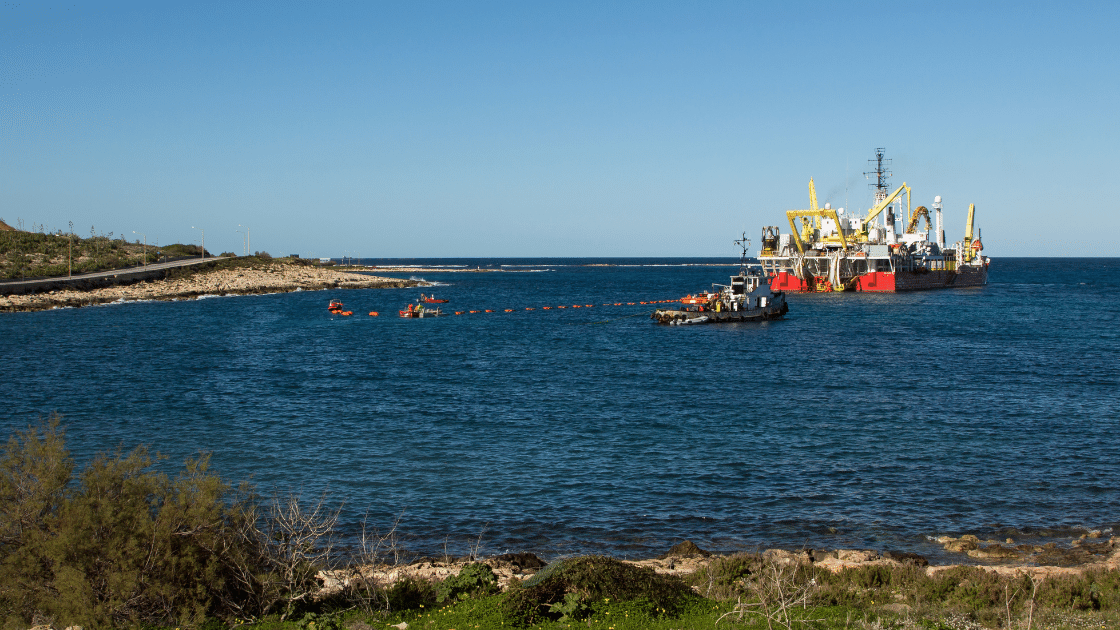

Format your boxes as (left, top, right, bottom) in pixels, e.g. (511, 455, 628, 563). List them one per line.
(0, 259, 419, 312)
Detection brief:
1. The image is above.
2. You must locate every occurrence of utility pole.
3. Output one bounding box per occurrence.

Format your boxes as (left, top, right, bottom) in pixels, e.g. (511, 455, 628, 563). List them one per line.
(192, 226, 205, 258)
(133, 231, 147, 266)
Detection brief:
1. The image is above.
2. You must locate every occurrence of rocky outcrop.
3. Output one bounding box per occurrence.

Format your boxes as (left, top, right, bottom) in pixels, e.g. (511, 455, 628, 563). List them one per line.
(0, 264, 418, 312)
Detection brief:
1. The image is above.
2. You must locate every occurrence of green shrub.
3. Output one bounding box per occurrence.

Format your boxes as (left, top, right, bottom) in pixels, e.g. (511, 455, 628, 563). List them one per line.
(386, 576, 437, 611)
(0, 417, 286, 628)
(435, 562, 498, 603)
(500, 555, 698, 627)
(685, 553, 763, 599)
(1037, 569, 1120, 611)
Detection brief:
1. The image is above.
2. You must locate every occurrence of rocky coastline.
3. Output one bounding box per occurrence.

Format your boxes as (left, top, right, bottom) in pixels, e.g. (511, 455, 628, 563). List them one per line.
(318, 534, 1120, 599)
(0, 262, 419, 312)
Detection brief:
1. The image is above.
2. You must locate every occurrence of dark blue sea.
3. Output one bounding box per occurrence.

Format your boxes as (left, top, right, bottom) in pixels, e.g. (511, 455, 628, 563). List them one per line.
(2, 257, 1118, 563)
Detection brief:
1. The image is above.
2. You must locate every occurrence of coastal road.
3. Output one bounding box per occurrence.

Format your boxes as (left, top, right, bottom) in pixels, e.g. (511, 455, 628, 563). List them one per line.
(0, 257, 220, 295)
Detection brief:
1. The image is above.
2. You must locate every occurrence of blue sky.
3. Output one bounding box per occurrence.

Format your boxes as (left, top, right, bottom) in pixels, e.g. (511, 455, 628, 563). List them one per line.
(2, 1, 1117, 257)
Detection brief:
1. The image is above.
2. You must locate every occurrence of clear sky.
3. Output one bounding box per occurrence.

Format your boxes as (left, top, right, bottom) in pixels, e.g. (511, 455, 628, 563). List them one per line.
(3, 1, 1117, 258)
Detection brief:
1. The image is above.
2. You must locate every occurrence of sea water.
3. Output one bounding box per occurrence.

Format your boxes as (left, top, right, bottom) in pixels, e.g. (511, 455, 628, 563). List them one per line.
(2, 257, 1118, 562)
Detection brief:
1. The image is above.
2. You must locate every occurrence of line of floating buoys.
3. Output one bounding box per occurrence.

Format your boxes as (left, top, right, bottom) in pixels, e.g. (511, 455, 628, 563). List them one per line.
(353, 298, 681, 317)
(336, 298, 709, 319)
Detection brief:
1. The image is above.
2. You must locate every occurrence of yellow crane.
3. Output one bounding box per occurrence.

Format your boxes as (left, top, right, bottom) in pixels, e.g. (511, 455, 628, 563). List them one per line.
(862, 182, 911, 233)
(963, 203, 977, 261)
(785, 178, 849, 253)
(906, 205, 932, 234)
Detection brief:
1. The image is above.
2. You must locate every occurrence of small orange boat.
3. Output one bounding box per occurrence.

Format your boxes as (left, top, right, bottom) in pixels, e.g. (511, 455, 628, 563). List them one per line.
(328, 300, 352, 315)
(420, 293, 449, 303)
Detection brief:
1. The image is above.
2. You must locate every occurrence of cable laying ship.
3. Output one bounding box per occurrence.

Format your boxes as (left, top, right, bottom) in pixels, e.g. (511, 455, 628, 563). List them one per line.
(759, 149, 990, 292)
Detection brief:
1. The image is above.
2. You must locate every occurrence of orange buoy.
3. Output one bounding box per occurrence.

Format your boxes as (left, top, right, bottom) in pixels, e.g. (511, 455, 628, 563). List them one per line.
(485, 309, 493, 313)
(557, 305, 566, 309)
(504, 309, 513, 312)
(525, 307, 535, 310)
(341, 311, 353, 316)
(470, 310, 480, 313)
(368, 311, 379, 317)
(455, 311, 463, 315)
(543, 306, 552, 310)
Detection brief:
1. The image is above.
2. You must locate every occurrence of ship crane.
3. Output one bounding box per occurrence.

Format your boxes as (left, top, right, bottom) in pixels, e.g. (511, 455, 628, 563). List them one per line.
(785, 178, 849, 253)
(906, 205, 932, 234)
(861, 182, 911, 234)
(963, 203, 981, 262)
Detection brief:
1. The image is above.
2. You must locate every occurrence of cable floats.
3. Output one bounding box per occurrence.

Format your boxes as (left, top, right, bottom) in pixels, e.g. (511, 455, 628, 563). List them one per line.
(328, 298, 683, 318)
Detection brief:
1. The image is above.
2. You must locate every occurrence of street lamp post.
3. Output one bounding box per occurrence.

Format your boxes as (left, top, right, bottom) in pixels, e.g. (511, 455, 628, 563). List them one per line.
(239, 224, 250, 256)
(192, 226, 204, 259)
(133, 231, 147, 266)
(237, 230, 245, 256)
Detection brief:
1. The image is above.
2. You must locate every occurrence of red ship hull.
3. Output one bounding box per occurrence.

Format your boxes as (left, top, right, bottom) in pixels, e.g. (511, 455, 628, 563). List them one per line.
(770, 265, 988, 293)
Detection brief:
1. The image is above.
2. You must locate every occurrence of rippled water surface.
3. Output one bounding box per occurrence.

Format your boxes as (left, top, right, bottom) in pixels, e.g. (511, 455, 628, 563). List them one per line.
(2, 257, 1118, 560)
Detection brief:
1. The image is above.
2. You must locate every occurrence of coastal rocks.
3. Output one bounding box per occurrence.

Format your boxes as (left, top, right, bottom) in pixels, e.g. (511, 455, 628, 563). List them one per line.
(966, 543, 1022, 560)
(662, 540, 711, 558)
(313, 539, 1120, 605)
(935, 533, 1119, 567)
(814, 549, 902, 573)
(317, 553, 549, 599)
(0, 263, 419, 312)
(491, 552, 547, 573)
(835, 549, 879, 563)
(937, 534, 980, 553)
(1033, 540, 1116, 567)
(883, 551, 930, 567)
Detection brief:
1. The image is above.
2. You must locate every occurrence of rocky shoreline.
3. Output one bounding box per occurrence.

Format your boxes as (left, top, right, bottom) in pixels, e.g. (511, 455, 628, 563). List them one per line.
(0, 262, 419, 312)
(320, 535, 1120, 598)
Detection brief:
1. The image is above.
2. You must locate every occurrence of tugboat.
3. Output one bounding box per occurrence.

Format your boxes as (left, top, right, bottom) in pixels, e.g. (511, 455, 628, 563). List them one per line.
(399, 302, 444, 318)
(652, 234, 788, 325)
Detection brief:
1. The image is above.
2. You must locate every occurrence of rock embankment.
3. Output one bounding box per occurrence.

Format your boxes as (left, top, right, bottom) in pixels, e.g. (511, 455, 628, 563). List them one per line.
(0, 263, 418, 312)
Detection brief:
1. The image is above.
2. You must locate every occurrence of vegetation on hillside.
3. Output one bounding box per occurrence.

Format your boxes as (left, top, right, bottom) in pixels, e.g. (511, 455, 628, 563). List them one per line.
(0, 221, 212, 279)
(2, 417, 1117, 630)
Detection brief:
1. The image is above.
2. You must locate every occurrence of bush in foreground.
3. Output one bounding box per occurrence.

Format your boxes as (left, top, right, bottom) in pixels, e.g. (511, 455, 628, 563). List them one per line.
(0, 416, 335, 629)
(500, 555, 699, 626)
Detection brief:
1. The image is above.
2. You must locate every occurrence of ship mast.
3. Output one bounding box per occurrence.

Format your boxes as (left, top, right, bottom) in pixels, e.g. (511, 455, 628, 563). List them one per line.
(734, 232, 752, 275)
(864, 147, 895, 238)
